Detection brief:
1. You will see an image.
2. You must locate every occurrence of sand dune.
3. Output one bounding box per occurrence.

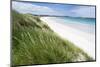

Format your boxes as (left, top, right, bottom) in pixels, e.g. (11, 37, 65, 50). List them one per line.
(41, 17, 95, 59)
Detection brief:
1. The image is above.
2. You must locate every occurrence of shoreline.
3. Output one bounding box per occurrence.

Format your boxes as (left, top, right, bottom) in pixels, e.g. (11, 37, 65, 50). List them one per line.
(40, 17, 95, 59)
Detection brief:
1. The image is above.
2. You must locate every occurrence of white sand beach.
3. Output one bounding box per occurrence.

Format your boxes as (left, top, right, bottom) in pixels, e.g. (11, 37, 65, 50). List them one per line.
(41, 17, 95, 59)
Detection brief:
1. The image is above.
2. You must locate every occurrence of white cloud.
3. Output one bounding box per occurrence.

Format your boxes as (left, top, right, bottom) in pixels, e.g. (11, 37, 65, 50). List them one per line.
(12, 1, 95, 18)
(12, 1, 60, 15)
(71, 6, 95, 18)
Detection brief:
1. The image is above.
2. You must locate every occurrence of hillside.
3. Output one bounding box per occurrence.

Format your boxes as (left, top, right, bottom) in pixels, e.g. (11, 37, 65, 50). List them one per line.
(12, 10, 92, 66)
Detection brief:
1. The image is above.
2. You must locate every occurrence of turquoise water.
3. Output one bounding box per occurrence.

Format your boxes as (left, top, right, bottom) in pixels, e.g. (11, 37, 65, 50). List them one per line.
(62, 17, 96, 25)
(55, 17, 96, 25)
(48, 17, 95, 34)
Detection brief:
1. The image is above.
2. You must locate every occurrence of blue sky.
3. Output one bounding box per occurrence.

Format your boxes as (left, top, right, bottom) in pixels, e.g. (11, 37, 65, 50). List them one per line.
(12, 1, 95, 18)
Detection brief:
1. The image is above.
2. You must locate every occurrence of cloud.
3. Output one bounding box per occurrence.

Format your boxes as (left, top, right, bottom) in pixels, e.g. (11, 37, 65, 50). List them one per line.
(12, 1, 95, 18)
(70, 6, 95, 18)
(12, 1, 60, 15)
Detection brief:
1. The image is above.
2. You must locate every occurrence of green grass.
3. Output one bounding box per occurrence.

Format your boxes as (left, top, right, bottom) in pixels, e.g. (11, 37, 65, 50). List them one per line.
(12, 10, 93, 66)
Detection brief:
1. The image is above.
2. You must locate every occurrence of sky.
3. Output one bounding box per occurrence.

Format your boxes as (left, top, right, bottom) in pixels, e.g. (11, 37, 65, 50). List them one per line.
(12, 1, 96, 18)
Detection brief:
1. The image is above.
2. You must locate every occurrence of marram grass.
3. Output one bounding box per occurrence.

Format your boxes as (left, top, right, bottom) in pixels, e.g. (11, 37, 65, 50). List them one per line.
(12, 10, 93, 66)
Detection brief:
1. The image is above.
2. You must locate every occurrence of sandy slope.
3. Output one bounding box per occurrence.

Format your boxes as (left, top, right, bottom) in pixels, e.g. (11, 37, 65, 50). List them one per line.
(41, 17, 95, 59)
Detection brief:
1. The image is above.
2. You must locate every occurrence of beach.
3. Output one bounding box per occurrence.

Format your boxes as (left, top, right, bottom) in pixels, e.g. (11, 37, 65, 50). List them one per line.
(41, 17, 95, 59)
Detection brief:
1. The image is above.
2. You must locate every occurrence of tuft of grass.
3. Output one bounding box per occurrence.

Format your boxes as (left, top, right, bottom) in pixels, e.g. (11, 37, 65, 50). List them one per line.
(12, 10, 93, 66)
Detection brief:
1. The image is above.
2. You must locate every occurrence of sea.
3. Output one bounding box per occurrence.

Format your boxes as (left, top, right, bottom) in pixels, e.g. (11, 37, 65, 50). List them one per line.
(45, 16, 96, 34)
